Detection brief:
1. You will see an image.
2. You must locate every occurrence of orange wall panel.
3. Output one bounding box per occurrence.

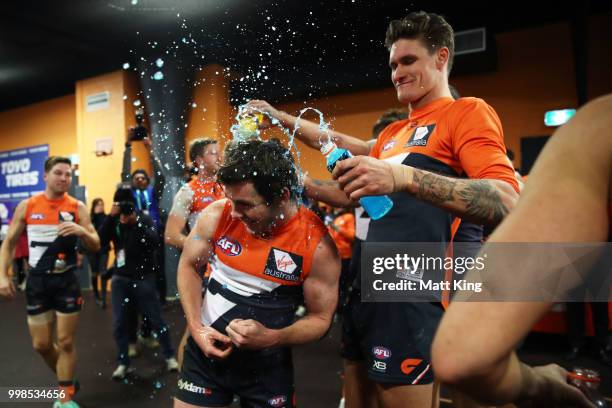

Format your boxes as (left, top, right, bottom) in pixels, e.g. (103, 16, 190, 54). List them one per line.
(0, 94, 76, 157)
(76, 70, 140, 208)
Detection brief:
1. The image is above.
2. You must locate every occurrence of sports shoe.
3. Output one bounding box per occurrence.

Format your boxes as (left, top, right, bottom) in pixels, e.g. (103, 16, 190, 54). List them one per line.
(166, 357, 179, 372)
(111, 364, 133, 380)
(128, 343, 140, 358)
(138, 334, 160, 349)
(52, 400, 80, 408)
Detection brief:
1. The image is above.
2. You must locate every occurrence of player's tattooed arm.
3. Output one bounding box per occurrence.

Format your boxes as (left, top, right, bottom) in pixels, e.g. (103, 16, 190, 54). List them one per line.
(411, 169, 517, 227)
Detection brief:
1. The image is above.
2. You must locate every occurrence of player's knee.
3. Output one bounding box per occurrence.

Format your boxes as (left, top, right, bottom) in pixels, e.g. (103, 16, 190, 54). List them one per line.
(56, 335, 75, 353)
(32, 338, 54, 355)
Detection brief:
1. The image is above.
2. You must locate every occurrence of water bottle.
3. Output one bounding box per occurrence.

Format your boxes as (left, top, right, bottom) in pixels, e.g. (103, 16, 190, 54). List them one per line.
(320, 141, 393, 220)
(568, 368, 608, 407)
(231, 113, 264, 141)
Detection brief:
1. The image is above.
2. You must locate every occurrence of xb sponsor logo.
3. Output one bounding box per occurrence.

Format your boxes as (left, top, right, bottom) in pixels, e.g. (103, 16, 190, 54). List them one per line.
(216, 236, 242, 256)
(372, 360, 387, 373)
(268, 395, 287, 407)
(372, 346, 392, 360)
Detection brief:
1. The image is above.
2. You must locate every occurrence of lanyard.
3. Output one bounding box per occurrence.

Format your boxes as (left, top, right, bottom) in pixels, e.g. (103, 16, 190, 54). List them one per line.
(135, 189, 151, 211)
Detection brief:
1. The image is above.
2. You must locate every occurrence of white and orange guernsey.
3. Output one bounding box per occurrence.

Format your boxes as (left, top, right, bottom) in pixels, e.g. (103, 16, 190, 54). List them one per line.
(25, 193, 80, 274)
(202, 199, 327, 334)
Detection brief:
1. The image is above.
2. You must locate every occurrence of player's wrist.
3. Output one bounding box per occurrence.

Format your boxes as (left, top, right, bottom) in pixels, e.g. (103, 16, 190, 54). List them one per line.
(516, 363, 542, 402)
(266, 328, 282, 348)
(389, 163, 413, 193)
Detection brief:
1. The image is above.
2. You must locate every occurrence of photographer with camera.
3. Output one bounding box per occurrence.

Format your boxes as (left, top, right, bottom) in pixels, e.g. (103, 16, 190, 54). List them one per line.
(99, 185, 178, 380)
(121, 107, 168, 351)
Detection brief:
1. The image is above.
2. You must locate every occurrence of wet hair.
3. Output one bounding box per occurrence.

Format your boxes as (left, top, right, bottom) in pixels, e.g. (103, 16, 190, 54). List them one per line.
(372, 109, 408, 139)
(218, 140, 298, 204)
(44, 156, 71, 173)
(131, 169, 149, 183)
(90, 198, 104, 218)
(189, 138, 218, 162)
(385, 11, 455, 75)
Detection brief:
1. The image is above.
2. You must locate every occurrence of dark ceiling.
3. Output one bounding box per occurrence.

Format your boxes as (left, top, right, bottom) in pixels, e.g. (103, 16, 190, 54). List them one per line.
(1, 0, 610, 111)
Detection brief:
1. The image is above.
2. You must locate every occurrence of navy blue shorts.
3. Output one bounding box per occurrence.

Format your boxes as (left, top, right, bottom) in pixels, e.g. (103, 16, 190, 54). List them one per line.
(25, 271, 83, 315)
(176, 336, 296, 407)
(340, 290, 443, 385)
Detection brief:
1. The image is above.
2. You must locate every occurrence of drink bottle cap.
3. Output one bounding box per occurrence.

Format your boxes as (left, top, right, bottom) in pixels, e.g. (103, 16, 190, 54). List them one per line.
(568, 369, 601, 383)
(320, 141, 335, 155)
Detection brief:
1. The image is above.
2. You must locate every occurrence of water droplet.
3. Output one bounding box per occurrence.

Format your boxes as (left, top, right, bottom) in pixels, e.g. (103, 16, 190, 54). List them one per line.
(122, 62, 130, 70)
(153, 71, 164, 81)
(131, 0, 138, 5)
(133, 99, 141, 107)
(155, 58, 164, 68)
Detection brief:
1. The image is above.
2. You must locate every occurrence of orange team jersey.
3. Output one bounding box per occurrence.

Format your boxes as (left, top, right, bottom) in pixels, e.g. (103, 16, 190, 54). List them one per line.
(201, 199, 327, 335)
(329, 213, 355, 259)
(361, 97, 519, 297)
(170, 178, 225, 230)
(25, 193, 80, 274)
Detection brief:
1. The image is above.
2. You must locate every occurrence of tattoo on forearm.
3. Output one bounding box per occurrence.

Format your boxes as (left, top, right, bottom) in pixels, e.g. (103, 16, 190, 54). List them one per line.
(457, 180, 508, 225)
(412, 170, 508, 224)
(413, 170, 456, 204)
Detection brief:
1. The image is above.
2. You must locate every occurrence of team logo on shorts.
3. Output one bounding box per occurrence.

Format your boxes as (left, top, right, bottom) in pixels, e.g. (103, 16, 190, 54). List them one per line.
(372, 346, 392, 360)
(268, 395, 287, 407)
(263, 248, 303, 282)
(59, 211, 75, 222)
(406, 124, 436, 147)
(216, 236, 242, 256)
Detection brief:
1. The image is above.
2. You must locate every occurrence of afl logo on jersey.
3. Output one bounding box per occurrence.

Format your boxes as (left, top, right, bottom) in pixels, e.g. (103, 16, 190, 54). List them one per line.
(268, 395, 287, 407)
(30, 213, 44, 220)
(200, 197, 213, 203)
(216, 236, 242, 256)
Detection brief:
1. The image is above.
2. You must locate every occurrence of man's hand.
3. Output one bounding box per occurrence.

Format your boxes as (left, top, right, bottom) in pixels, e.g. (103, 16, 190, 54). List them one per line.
(57, 222, 86, 237)
(243, 100, 280, 129)
(518, 364, 595, 408)
(226, 319, 279, 350)
(143, 137, 153, 151)
(332, 156, 402, 200)
(0, 274, 16, 299)
(190, 324, 233, 359)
